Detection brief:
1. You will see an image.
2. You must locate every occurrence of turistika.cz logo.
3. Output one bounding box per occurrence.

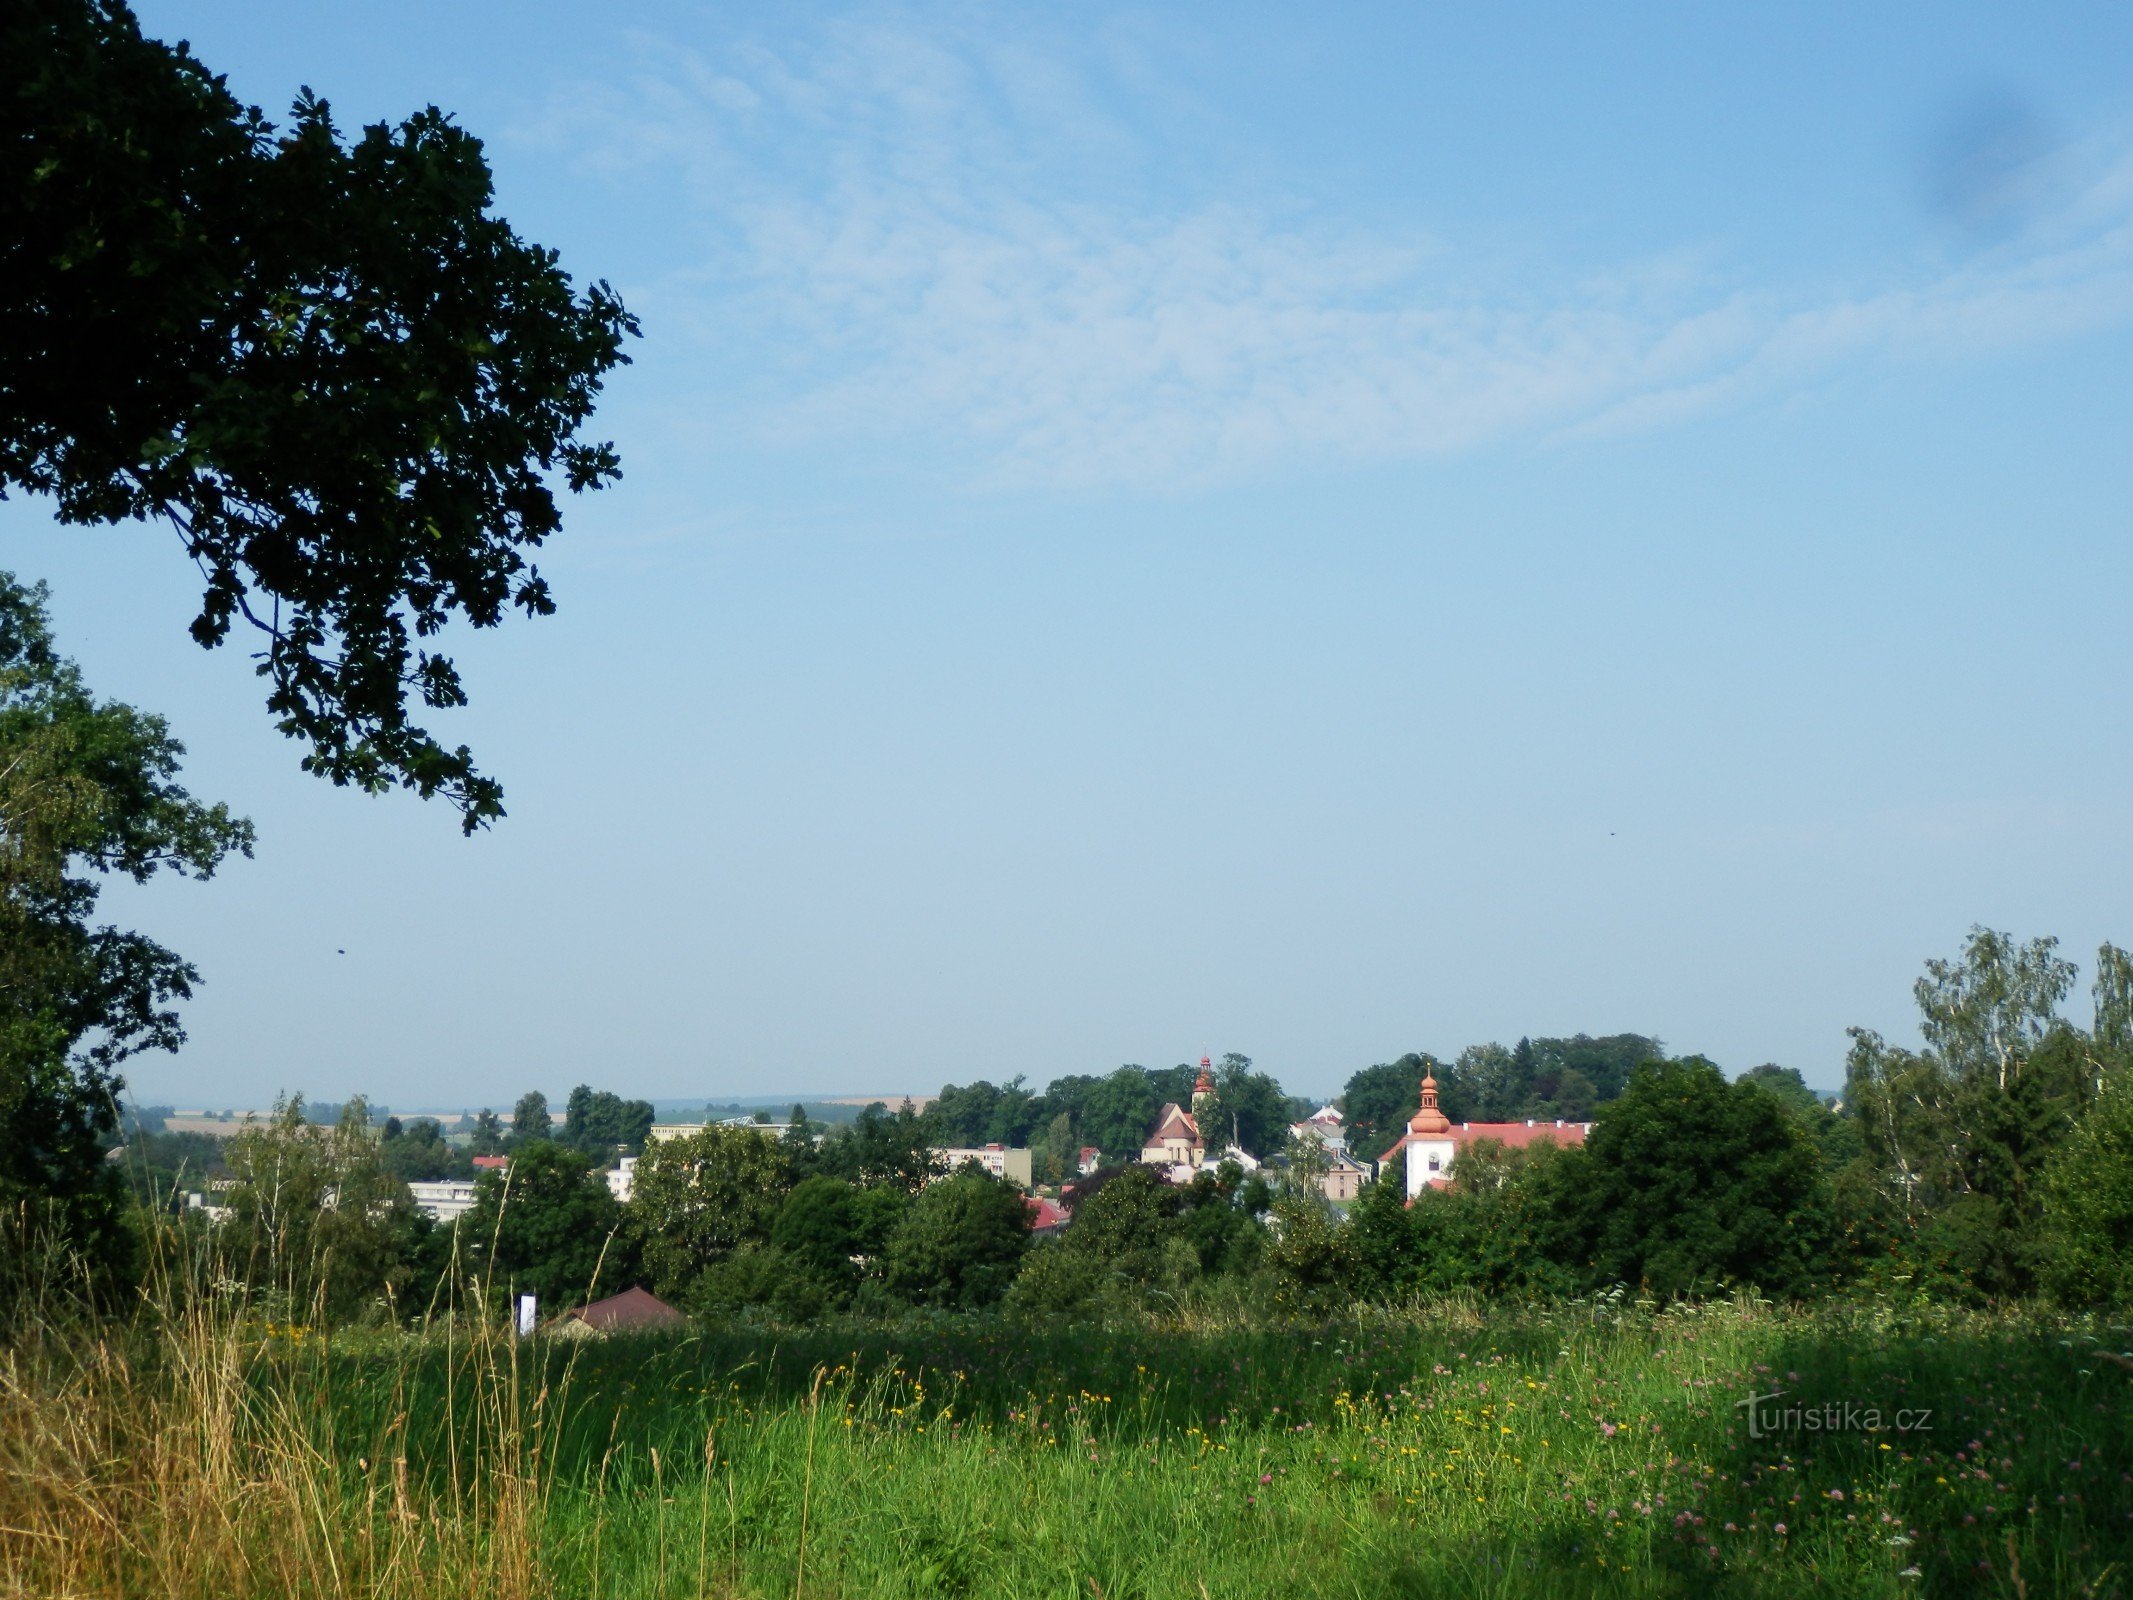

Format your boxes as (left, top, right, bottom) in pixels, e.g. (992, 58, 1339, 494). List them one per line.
(1735, 1391, 1933, 1440)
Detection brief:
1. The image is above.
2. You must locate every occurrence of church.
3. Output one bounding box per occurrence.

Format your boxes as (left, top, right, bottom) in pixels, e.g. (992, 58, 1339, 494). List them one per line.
(1378, 1070, 1591, 1200)
(1138, 1057, 1258, 1183)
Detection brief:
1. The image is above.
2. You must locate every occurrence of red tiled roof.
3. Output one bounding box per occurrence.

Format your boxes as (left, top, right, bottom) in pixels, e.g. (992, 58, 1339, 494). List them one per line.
(471, 1155, 509, 1170)
(1025, 1196, 1071, 1231)
(1380, 1120, 1592, 1165)
(1145, 1103, 1199, 1145)
(554, 1286, 684, 1331)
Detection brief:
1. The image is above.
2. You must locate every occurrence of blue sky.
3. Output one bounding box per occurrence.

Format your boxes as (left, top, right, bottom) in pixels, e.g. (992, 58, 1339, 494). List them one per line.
(9, 1, 2133, 1108)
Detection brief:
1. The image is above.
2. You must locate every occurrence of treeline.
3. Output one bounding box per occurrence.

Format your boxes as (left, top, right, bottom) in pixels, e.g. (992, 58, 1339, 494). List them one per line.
(121, 1082, 659, 1199)
(1336, 1032, 1665, 1153)
(929, 1054, 1295, 1180)
(30, 927, 2133, 1330)
(931, 1036, 1670, 1182)
(1343, 929, 2133, 1309)
(122, 1102, 1022, 1324)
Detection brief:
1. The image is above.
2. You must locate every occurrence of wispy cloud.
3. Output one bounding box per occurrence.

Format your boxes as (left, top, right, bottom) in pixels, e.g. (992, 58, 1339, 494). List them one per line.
(519, 17, 2133, 490)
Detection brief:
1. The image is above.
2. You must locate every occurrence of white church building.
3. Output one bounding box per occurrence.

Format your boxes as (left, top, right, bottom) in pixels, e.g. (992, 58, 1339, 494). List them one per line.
(1377, 1071, 1591, 1200)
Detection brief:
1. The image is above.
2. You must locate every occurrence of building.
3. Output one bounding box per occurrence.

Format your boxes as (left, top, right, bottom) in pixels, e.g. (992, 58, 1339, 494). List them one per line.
(471, 1154, 509, 1173)
(646, 1120, 784, 1146)
(1287, 1105, 1349, 1149)
(607, 1154, 638, 1203)
(1316, 1148, 1369, 1202)
(1025, 1195, 1072, 1234)
(1377, 1071, 1590, 1200)
(1077, 1146, 1103, 1175)
(1138, 1057, 1259, 1183)
(549, 1286, 685, 1338)
(933, 1145, 1033, 1186)
(407, 1179, 480, 1223)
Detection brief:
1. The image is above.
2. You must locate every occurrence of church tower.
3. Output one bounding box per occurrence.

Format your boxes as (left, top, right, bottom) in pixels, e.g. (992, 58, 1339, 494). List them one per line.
(1191, 1053, 1217, 1120)
(1402, 1069, 1457, 1199)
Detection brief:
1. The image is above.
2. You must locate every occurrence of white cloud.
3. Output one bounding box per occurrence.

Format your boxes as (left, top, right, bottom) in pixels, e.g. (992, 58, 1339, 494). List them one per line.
(520, 19, 2133, 491)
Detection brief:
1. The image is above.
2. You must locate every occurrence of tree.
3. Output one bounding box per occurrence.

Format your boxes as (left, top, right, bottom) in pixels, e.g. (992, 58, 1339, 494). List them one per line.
(1209, 1052, 1296, 1157)
(0, 573, 251, 1307)
(1077, 1067, 1164, 1161)
(2038, 1070, 2133, 1308)
(1550, 1059, 1831, 1298)
(3, 0, 637, 827)
(509, 1091, 552, 1145)
(1529, 1034, 1663, 1107)
(1262, 1193, 1358, 1314)
(1340, 1056, 1431, 1156)
(1450, 1042, 1521, 1121)
(630, 1125, 796, 1307)
(781, 1103, 817, 1175)
(815, 1102, 941, 1194)
(379, 1116, 456, 1182)
(1056, 1164, 1187, 1292)
(1916, 927, 2075, 1093)
(558, 1084, 653, 1161)
(219, 1096, 418, 1322)
(468, 1108, 506, 1157)
(459, 1139, 632, 1311)
(2094, 944, 2133, 1072)
(1844, 928, 2101, 1296)
(771, 1176, 864, 1307)
(930, 1079, 1007, 1146)
(883, 1169, 1031, 1309)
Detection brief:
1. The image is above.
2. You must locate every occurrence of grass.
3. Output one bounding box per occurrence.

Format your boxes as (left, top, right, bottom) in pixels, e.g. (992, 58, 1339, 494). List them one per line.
(2, 1292, 2129, 1598)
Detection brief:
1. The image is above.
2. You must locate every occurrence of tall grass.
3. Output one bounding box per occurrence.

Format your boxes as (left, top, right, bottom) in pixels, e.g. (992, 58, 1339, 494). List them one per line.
(2, 1279, 2128, 1598)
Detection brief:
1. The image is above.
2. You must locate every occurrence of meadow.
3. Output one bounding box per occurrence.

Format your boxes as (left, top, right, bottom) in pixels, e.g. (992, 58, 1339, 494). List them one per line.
(2, 1294, 2128, 1599)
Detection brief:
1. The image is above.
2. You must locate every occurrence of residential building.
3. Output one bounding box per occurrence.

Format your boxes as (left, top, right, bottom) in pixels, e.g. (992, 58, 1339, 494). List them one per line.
(1026, 1195, 1071, 1234)
(607, 1154, 638, 1203)
(1287, 1105, 1349, 1150)
(647, 1120, 781, 1146)
(1377, 1071, 1590, 1199)
(407, 1179, 480, 1223)
(934, 1144, 1033, 1186)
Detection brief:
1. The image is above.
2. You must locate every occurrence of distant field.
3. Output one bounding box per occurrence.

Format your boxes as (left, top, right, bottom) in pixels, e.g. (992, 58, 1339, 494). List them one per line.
(5, 1298, 2127, 1598)
(156, 1114, 256, 1136)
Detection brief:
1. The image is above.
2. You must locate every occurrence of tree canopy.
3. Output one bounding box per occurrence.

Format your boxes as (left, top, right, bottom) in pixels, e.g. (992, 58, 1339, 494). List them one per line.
(0, 572, 251, 1305)
(2, 0, 636, 827)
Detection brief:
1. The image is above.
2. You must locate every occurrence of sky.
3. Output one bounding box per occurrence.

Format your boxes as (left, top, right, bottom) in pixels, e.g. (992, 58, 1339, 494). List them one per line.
(9, 0, 2133, 1110)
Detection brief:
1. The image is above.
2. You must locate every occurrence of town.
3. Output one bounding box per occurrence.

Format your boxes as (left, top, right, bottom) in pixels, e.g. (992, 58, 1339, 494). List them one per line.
(6, 0, 2128, 1595)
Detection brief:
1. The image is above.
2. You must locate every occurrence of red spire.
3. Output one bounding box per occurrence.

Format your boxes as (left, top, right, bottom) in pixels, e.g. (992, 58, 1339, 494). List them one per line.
(1194, 1053, 1215, 1098)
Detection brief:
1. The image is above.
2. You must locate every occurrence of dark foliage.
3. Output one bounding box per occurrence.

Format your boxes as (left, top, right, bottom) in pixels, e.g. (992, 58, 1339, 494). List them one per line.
(2, 0, 637, 826)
